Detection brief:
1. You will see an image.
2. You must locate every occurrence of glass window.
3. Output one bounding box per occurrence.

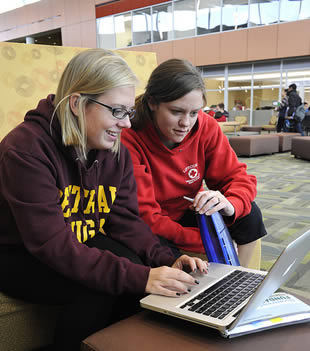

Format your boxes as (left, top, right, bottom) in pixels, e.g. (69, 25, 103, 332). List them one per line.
(201, 58, 310, 122)
(228, 77, 252, 89)
(197, 0, 222, 35)
(280, 0, 308, 22)
(132, 8, 151, 45)
(229, 63, 252, 75)
(253, 87, 279, 110)
(254, 60, 280, 73)
(228, 88, 251, 111)
(203, 74, 225, 109)
(285, 69, 310, 89)
(304, 86, 310, 104)
(227, 70, 251, 110)
(249, 0, 279, 27)
(300, 0, 310, 20)
(202, 65, 225, 76)
(205, 76, 225, 90)
(206, 90, 225, 109)
(96, 16, 115, 49)
(174, 0, 196, 39)
(253, 72, 281, 87)
(115, 12, 132, 48)
(283, 57, 310, 70)
(252, 62, 281, 88)
(222, 0, 249, 31)
(152, 3, 173, 42)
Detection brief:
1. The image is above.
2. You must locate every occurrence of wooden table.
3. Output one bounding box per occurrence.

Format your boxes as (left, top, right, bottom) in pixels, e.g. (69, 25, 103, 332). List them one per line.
(219, 121, 241, 135)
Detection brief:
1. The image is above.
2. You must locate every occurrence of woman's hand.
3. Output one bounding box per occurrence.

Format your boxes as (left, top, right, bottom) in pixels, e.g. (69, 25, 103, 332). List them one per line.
(171, 254, 208, 273)
(145, 255, 208, 297)
(189, 190, 235, 217)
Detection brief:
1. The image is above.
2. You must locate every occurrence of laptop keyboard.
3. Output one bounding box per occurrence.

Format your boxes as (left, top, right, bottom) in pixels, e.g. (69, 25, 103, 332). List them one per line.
(180, 270, 265, 320)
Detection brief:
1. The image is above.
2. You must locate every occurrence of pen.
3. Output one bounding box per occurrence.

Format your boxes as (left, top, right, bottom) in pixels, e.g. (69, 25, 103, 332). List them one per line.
(183, 196, 194, 203)
(184, 195, 215, 211)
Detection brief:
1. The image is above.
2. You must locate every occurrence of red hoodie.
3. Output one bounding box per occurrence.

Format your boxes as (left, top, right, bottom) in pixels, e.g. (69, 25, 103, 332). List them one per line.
(0, 95, 175, 295)
(121, 111, 257, 253)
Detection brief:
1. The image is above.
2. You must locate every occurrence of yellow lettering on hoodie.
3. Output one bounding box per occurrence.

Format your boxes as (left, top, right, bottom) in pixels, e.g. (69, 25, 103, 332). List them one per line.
(109, 186, 116, 204)
(71, 220, 96, 242)
(86, 219, 96, 238)
(98, 185, 110, 213)
(62, 185, 72, 218)
(84, 189, 96, 214)
(60, 184, 117, 239)
(83, 224, 88, 242)
(71, 185, 80, 213)
(99, 218, 106, 234)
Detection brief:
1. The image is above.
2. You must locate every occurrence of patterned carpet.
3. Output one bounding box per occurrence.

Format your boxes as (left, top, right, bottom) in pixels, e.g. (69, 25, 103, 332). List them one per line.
(239, 151, 310, 298)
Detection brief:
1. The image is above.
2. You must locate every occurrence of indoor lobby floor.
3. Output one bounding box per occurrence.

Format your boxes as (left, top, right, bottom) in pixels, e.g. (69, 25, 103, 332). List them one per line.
(239, 151, 310, 299)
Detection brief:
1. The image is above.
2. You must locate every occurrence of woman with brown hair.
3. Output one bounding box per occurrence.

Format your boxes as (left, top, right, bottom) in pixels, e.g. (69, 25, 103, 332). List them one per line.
(122, 58, 267, 267)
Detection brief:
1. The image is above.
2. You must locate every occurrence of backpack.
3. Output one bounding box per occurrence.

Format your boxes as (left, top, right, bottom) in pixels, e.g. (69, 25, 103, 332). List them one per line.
(294, 104, 306, 122)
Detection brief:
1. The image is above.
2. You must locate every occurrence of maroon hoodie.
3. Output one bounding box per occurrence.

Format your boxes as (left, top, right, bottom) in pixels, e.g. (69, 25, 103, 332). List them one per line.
(0, 95, 175, 295)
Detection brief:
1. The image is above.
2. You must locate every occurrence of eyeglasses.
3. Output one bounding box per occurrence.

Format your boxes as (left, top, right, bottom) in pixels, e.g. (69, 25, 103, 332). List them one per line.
(87, 97, 136, 120)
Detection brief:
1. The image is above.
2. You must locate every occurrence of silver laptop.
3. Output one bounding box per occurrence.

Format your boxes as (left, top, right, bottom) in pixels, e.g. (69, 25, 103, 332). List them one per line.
(140, 229, 310, 338)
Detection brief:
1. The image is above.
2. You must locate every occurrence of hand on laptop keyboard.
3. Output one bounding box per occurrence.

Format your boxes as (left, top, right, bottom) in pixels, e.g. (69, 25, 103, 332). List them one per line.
(172, 254, 209, 273)
(145, 255, 209, 297)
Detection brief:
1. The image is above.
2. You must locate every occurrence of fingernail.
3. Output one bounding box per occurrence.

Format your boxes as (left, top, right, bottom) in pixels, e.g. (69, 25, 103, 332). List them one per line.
(203, 269, 208, 274)
(176, 292, 181, 296)
(195, 280, 200, 284)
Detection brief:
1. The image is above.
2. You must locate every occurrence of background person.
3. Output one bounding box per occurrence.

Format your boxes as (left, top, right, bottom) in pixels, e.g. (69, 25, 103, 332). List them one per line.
(276, 89, 288, 132)
(0, 49, 207, 351)
(293, 101, 307, 135)
(214, 103, 229, 122)
(121, 58, 267, 268)
(206, 104, 217, 117)
(287, 83, 302, 117)
(285, 84, 304, 135)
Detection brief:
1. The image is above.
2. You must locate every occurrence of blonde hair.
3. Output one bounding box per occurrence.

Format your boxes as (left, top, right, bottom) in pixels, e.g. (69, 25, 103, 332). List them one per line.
(53, 48, 138, 159)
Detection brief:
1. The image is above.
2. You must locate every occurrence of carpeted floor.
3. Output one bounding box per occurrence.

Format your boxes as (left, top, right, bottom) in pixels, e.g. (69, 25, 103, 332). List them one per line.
(239, 151, 310, 298)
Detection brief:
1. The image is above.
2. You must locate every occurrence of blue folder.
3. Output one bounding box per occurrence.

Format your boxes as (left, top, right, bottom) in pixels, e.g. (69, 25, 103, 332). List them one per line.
(196, 212, 240, 266)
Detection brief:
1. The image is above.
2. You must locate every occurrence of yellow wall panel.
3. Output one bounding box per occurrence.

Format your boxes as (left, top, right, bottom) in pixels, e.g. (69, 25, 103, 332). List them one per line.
(0, 42, 156, 140)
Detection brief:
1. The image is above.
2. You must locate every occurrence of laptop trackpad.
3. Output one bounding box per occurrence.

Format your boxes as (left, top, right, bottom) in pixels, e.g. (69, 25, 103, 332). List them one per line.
(191, 263, 234, 281)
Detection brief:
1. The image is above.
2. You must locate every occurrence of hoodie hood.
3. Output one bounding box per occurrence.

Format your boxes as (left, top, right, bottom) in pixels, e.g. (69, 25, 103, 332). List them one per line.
(25, 94, 63, 151)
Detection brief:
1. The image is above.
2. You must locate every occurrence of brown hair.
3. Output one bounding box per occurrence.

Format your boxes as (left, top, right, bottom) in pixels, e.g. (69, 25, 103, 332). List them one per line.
(131, 58, 206, 130)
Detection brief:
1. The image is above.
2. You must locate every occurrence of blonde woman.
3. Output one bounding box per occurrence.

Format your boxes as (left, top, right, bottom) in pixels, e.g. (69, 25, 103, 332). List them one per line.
(0, 49, 207, 350)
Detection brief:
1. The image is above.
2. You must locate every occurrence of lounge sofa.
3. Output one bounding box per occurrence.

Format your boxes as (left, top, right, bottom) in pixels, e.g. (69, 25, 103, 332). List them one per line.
(0, 293, 59, 350)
